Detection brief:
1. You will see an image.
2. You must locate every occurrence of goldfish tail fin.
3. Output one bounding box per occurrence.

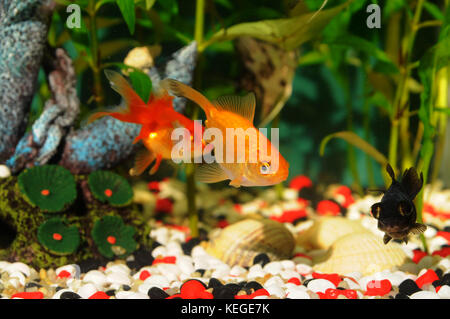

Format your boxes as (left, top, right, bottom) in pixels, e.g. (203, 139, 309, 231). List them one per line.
(160, 79, 214, 115)
(401, 167, 423, 200)
(104, 70, 146, 113)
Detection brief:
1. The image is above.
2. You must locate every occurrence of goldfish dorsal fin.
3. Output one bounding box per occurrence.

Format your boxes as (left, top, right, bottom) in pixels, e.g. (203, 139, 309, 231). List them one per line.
(401, 167, 423, 199)
(129, 148, 156, 176)
(160, 78, 214, 115)
(213, 93, 256, 123)
(105, 70, 146, 109)
(386, 163, 396, 181)
(195, 162, 228, 184)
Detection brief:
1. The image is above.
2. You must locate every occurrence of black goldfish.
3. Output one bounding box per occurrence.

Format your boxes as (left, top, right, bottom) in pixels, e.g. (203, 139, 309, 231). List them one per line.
(370, 164, 427, 244)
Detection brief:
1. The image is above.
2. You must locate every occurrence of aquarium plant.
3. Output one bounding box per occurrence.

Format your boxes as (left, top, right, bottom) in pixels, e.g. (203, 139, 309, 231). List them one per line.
(37, 217, 81, 255)
(87, 170, 134, 206)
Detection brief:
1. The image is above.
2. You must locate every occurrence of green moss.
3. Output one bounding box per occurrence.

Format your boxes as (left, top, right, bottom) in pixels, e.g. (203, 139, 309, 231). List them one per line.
(17, 165, 77, 212)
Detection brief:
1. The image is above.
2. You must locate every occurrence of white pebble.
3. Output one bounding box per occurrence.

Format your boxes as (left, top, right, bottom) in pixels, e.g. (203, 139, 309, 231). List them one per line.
(6, 262, 30, 277)
(437, 285, 450, 299)
(307, 279, 335, 293)
(157, 264, 180, 282)
(77, 283, 97, 299)
(263, 261, 283, 275)
(105, 264, 130, 276)
(143, 274, 170, 288)
(229, 265, 246, 277)
(295, 263, 312, 275)
(191, 246, 208, 258)
(106, 272, 131, 288)
(343, 278, 361, 290)
(286, 287, 311, 299)
(424, 226, 437, 238)
(151, 246, 168, 258)
(166, 242, 183, 256)
(0, 165, 11, 178)
(55, 264, 77, 279)
(280, 269, 300, 280)
(247, 264, 266, 279)
(410, 291, 441, 299)
(437, 258, 450, 272)
(280, 260, 295, 270)
(177, 258, 195, 276)
(264, 275, 284, 287)
(9, 272, 26, 286)
(211, 264, 230, 278)
(116, 291, 149, 299)
(83, 270, 108, 288)
(266, 284, 286, 298)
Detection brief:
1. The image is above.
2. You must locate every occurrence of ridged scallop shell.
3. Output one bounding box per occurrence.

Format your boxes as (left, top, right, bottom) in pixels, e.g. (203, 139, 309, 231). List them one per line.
(203, 218, 295, 267)
(296, 216, 369, 250)
(313, 232, 408, 276)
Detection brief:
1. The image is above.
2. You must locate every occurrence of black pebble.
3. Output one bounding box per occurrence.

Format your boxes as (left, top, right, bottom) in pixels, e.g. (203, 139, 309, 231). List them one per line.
(105, 290, 116, 296)
(398, 279, 421, 295)
(25, 282, 41, 289)
(181, 238, 202, 255)
(243, 281, 263, 291)
(78, 258, 106, 273)
(395, 293, 410, 299)
(443, 227, 450, 233)
(303, 279, 314, 287)
(60, 291, 82, 299)
(148, 287, 169, 299)
(127, 246, 154, 270)
(253, 253, 270, 267)
(195, 269, 206, 276)
(122, 285, 131, 291)
(208, 278, 223, 289)
(213, 283, 241, 299)
(435, 268, 444, 279)
(434, 273, 450, 287)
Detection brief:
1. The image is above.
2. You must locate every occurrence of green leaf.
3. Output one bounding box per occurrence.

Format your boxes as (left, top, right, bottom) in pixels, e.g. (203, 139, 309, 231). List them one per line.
(320, 131, 388, 167)
(129, 70, 152, 103)
(423, 2, 445, 21)
(434, 107, 450, 115)
(95, 0, 116, 12)
(326, 34, 399, 74)
(116, 0, 135, 35)
(203, 1, 352, 51)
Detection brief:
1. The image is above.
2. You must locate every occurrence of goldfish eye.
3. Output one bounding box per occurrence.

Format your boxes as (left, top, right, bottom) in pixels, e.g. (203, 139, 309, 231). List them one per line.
(371, 203, 381, 219)
(260, 161, 271, 174)
(398, 201, 412, 216)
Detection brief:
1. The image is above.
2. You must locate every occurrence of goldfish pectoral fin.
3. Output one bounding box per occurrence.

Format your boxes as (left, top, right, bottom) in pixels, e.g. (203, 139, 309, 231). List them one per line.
(87, 112, 111, 124)
(129, 149, 155, 176)
(195, 162, 228, 184)
(229, 177, 242, 188)
(401, 167, 424, 199)
(213, 93, 256, 123)
(410, 223, 427, 235)
(383, 234, 392, 245)
(104, 69, 146, 110)
(149, 154, 163, 175)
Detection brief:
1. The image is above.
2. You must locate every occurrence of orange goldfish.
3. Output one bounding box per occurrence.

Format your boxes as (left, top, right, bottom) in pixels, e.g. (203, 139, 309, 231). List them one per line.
(88, 70, 205, 176)
(161, 79, 289, 187)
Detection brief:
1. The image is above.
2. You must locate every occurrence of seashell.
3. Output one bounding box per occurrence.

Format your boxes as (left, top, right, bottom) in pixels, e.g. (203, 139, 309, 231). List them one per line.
(296, 216, 370, 250)
(203, 218, 295, 267)
(313, 232, 408, 276)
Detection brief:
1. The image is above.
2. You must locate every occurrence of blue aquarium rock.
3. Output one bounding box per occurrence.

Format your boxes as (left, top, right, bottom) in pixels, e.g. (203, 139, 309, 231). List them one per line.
(59, 117, 141, 174)
(0, 0, 53, 163)
(6, 48, 79, 173)
(148, 41, 197, 113)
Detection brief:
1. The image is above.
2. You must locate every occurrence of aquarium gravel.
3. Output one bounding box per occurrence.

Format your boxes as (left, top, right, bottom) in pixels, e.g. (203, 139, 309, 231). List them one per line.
(1, 178, 449, 300)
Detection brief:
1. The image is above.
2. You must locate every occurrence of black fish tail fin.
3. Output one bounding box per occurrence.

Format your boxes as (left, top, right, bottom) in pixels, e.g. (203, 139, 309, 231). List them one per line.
(401, 167, 424, 199)
(386, 163, 396, 181)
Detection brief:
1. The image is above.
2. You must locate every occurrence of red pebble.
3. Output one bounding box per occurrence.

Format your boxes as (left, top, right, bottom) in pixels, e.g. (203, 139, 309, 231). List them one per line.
(11, 291, 44, 299)
(139, 270, 151, 281)
(57, 270, 72, 278)
(287, 277, 301, 285)
(155, 198, 173, 214)
(342, 289, 358, 299)
(333, 186, 355, 208)
(89, 291, 110, 299)
(412, 249, 428, 264)
(289, 175, 312, 191)
(324, 288, 340, 299)
(235, 288, 270, 299)
(147, 181, 160, 193)
(152, 256, 176, 265)
(432, 247, 450, 258)
(436, 231, 450, 244)
(365, 279, 392, 296)
(416, 269, 439, 288)
(316, 200, 341, 216)
(180, 280, 213, 299)
(312, 272, 342, 287)
(217, 220, 229, 228)
(271, 209, 307, 223)
(233, 204, 242, 213)
(293, 252, 312, 260)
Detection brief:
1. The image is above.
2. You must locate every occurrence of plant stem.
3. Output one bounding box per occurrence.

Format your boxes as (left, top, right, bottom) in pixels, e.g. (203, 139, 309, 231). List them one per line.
(87, 0, 104, 106)
(185, 0, 206, 238)
(272, 112, 284, 200)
